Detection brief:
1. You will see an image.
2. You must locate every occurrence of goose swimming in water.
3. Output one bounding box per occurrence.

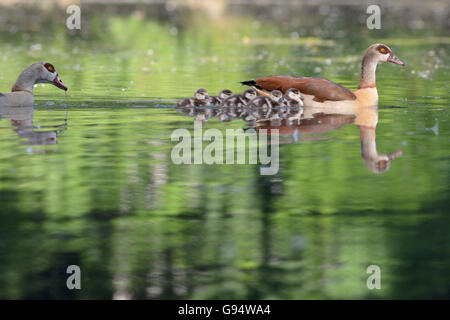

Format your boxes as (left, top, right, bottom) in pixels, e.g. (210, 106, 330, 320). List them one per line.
(0, 62, 67, 107)
(241, 44, 404, 108)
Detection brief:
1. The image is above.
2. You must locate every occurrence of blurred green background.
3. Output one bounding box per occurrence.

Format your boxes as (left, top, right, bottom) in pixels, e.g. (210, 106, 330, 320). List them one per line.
(0, 0, 449, 299)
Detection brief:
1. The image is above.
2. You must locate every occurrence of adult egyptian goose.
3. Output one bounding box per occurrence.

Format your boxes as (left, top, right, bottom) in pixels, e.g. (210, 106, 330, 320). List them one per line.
(0, 62, 67, 107)
(241, 44, 404, 108)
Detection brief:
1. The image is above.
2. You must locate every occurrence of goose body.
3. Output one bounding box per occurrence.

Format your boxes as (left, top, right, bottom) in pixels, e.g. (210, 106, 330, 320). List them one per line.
(241, 44, 404, 108)
(0, 62, 67, 107)
(0, 91, 34, 107)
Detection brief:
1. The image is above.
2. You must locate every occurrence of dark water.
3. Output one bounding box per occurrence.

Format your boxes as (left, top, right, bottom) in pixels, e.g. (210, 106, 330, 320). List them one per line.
(0, 5, 449, 299)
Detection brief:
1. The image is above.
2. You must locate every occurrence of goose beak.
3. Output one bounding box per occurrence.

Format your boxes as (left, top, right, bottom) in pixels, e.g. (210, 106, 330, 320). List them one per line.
(388, 150, 403, 160)
(387, 55, 405, 66)
(53, 75, 68, 91)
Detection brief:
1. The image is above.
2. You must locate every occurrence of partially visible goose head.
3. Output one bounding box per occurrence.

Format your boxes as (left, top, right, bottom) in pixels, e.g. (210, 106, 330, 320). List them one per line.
(12, 62, 68, 94)
(359, 44, 404, 89)
(194, 88, 209, 100)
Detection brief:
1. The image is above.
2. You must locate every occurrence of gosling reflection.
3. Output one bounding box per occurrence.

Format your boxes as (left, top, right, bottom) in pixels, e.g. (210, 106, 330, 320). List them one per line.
(176, 90, 303, 125)
(0, 105, 66, 145)
(177, 106, 217, 122)
(177, 103, 403, 174)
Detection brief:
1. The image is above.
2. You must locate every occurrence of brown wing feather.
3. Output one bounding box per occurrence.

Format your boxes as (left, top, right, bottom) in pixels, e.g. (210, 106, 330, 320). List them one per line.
(254, 76, 356, 102)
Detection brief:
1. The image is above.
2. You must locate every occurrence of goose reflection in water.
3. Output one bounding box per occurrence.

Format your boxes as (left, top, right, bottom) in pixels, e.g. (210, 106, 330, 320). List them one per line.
(0, 105, 67, 146)
(176, 103, 403, 174)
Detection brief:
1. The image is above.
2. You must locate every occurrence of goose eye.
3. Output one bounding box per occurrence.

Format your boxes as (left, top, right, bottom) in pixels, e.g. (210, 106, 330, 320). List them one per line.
(44, 63, 55, 73)
(379, 47, 387, 54)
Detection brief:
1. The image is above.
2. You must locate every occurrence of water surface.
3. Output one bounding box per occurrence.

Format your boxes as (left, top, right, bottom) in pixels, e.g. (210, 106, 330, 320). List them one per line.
(0, 7, 449, 299)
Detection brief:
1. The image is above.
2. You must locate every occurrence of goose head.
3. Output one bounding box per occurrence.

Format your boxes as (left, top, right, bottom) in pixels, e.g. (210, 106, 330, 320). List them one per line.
(12, 62, 68, 93)
(364, 150, 403, 174)
(364, 44, 405, 66)
(242, 89, 257, 101)
(269, 90, 284, 103)
(284, 88, 304, 105)
(194, 88, 209, 100)
(219, 89, 233, 100)
(359, 44, 404, 89)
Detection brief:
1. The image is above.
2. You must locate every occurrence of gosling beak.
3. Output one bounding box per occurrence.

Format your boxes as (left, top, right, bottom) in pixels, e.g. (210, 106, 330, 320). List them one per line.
(387, 55, 405, 66)
(53, 74, 68, 91)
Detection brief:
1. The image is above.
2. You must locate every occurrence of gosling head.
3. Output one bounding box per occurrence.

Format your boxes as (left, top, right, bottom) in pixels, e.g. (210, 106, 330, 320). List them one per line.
(285, 88, 303, 101)
(219, 89, 233, 100)
(195, 88, 209, 100)
(269, 90, 284, 103)
(242, 89, 257, 101)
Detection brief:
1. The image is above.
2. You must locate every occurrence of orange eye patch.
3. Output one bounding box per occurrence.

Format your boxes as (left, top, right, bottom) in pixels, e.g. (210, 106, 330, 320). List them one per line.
(44, 63, 55, 73)
(379, 47, 387, 54)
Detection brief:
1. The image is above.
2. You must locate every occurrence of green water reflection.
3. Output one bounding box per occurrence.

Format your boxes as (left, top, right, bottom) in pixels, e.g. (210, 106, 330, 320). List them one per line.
(0, 5, 449, 299)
